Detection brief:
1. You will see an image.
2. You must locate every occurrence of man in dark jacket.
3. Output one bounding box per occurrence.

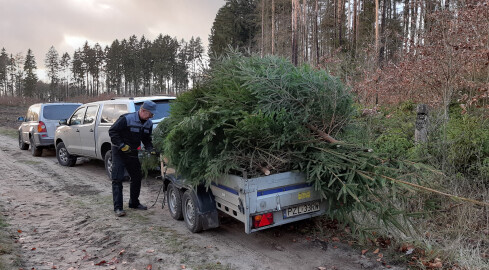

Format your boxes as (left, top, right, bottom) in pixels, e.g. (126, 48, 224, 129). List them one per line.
(109, 100, 157, 217)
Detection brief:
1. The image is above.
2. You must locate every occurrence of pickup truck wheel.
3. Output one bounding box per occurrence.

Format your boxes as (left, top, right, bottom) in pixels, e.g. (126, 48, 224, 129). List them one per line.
(19, 133, 29, 150)
(56, 142, 77, 167)
(30, 137, 42, 156)
(167, 183, 183, 220)
(182, 190, 203, 233)
(104, 150, 113, 179)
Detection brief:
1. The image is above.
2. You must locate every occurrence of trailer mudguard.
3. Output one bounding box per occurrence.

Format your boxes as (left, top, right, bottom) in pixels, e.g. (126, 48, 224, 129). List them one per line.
(165, 174, 219, 231)
(194, 184, 219, 230)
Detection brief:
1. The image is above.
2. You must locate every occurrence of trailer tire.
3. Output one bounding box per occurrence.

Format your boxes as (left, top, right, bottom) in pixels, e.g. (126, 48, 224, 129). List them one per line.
(167, 183, 183, 220)
(182, 190, 203, 233)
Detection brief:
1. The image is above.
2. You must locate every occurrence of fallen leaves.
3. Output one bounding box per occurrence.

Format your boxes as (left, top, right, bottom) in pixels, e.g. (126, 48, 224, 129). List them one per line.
(376, 237, 391, 248)
(424, 258, 443, 268)
(399, 243, 415, 253)
(94, 260, 107, 266)
(400, 244, 446, 269)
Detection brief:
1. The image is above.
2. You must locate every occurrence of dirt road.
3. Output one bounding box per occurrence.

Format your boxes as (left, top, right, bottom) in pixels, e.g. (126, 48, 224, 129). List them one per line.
(0, 132, 401, 270)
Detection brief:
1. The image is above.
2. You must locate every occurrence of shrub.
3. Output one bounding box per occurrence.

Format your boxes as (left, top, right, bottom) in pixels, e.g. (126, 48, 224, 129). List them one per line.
(374, 133, 414, 159)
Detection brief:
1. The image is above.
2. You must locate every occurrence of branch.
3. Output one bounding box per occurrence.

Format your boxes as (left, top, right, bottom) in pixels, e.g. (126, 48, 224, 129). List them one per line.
(306, 124, 340, 144)
(358, 171, 489, 207)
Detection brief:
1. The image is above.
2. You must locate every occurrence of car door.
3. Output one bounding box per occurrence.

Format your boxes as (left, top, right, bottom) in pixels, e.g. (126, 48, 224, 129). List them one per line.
(79, 105, 99, 157)
(63, 106, 86, 155)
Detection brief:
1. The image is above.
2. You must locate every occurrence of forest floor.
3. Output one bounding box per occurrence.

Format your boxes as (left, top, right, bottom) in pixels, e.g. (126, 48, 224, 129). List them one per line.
(0, 104, 404, 270)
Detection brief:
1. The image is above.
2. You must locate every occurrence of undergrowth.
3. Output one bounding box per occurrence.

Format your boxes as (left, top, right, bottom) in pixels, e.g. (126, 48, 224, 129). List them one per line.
(344, 102, 489, 269)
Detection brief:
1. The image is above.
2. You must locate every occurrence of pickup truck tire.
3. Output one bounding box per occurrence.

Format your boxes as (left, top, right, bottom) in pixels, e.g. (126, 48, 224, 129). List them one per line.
(56, 142, 77, 167)
(104, 150, 113, 179)
(167, 183, 183, 220)
(19, 133, 29, 150)
(182, 190, 203, 233)
(30, 137, 42, 156)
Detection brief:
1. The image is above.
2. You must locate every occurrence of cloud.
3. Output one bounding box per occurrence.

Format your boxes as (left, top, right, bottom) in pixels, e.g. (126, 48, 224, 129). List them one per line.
(1, 0, 224, 81)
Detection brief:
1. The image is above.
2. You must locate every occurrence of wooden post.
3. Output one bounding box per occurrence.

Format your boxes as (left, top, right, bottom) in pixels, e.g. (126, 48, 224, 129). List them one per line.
(415, 104, 429, 143)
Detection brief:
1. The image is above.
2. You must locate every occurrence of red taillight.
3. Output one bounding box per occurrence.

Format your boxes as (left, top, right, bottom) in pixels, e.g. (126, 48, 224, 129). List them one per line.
(252, 212, 274, 229)
(37, 121, 47, 133)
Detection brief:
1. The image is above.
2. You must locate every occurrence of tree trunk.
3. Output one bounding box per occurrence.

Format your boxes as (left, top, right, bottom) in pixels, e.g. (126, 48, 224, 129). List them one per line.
(261, 0, 265, 57)
(352, 0, 358, 58)
(379, 0, 387, 67)
(403, 0, 409, 54)
(338, 0, 344, 47)
(272, 0, 275, 55)
(292, 0, 299, 66)
(314, 0, 319, 65)
(375, 0, 379, 58)
(302, 0, 308, 63)
(410, 0, 416, 49)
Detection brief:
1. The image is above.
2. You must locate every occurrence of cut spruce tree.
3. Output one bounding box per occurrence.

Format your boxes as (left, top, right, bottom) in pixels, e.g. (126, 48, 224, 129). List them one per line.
(153, 53, 423, 235)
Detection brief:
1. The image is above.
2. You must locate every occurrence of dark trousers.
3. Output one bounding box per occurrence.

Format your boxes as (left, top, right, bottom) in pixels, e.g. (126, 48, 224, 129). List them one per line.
(111, 146, 143, 211)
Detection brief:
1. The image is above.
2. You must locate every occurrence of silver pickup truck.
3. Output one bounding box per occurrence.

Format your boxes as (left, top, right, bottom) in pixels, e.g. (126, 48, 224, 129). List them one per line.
(54, 96, 175, 176)
(163, 166, 327, 234)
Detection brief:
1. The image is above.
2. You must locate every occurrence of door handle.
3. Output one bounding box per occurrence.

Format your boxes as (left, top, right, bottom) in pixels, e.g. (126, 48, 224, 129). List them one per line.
(76, 129, 80, 132)
(89, 129, 94, 132)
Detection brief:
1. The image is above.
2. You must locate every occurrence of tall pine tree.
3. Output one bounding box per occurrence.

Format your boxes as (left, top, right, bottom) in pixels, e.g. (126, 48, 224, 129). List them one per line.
(23, 49, 38, 98)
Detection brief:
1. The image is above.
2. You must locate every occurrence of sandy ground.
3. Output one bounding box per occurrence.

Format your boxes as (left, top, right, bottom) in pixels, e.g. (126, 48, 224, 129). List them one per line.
(0, 104, 404, 269)
(0, 133, 405, 270)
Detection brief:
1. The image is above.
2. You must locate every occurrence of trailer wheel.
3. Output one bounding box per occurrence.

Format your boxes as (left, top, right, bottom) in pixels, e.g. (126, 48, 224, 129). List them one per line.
(167, 183, 183, 220)
(182, 190, 203, 233)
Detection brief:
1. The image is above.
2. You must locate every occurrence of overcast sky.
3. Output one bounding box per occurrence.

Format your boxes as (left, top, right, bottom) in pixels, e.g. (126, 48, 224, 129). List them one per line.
(0, 0, 225, 81)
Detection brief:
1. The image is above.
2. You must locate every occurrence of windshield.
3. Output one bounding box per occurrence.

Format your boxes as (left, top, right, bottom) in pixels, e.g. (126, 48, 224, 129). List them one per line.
(43, 104, 80, 120)
(135, 100, 171, 120)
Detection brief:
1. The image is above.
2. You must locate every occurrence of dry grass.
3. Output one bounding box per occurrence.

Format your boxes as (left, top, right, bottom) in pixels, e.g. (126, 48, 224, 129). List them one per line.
(349, 173, 489, 269)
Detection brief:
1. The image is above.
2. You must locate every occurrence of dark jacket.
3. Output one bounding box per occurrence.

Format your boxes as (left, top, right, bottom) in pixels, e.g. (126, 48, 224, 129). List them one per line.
(109, 111, 153, 152)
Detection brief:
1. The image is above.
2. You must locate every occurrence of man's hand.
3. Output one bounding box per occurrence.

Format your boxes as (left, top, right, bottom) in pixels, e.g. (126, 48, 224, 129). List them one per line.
(148, 148, 158, 155)
(121, 144, 131, 152)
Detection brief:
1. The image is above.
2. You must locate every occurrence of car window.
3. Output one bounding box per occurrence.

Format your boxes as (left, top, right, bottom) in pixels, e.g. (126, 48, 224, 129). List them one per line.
(26, 105, 40, 121)
(69, 107, 86, 125)
(100, 104, 128, 123)
(43, 105, 80, 120)
(134, 100, 171, 120)
(84, 106, 98, 124)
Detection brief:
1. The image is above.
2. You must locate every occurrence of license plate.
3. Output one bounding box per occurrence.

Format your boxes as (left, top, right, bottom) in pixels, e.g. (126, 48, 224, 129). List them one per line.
(283, 201, 320, 218)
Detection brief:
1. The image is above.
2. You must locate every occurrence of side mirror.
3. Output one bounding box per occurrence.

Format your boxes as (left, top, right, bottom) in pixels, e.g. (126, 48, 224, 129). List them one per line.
(17, 116, 25, 122)
(59, 119, 68, 125)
